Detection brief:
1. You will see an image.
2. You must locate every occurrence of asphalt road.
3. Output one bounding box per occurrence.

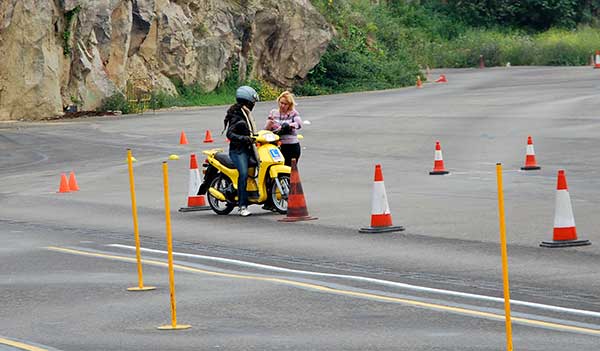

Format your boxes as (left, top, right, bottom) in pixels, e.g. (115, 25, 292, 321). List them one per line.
(1, 66, 600, 350)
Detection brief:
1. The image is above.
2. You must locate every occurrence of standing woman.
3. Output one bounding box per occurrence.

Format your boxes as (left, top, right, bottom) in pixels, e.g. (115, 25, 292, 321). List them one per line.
(224, 85, 259, 217)
(264, 91, 303, 167)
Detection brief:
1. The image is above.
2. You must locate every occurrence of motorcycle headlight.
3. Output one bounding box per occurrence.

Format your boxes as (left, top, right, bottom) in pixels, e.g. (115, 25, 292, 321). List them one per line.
(264, 133, 276, 142)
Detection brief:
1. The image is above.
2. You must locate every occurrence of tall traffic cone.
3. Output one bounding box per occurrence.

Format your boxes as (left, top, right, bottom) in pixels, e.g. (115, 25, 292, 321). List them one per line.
(68, 171, 80, 191)
(429, 140, 449, 175)
(359, 164, 405, 233)
(416, 75, 423, 88)
(479, 54, 485, 68)
(57, 173, 70, 193)
(178, 154, 210, 212)
(203, 130, 214, 143)
(435, 74, 447, 83)
(521, 135, 541, 170)
(594, 50, 600, 69)
(179, 131, 189, 145)
(540, 170, 591, 248)
(279, 159, 317, 222)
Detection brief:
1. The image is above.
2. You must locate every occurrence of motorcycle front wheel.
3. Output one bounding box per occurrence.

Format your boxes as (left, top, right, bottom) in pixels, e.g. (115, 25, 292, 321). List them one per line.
(269, 174, 290, 214)
(207, 175, 235, 215)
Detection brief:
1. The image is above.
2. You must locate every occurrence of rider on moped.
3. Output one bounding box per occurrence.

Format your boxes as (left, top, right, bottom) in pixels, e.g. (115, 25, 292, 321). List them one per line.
(223, 86, 260, 217)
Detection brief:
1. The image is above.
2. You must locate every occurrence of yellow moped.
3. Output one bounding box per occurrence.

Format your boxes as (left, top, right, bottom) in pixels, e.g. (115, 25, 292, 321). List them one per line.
(200, 130, 291, 215)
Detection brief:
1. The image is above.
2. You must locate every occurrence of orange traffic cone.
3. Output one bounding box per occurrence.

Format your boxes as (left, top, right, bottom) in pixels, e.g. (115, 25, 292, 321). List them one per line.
(179, 154, 210, 212)
(179, 131, 189, 145)
(359, 164, 405, 233)
(594, 50, 600, 69)
(435, 74, 447, 83)
(279, 159, 317, 222)
(416, 75, 423, 88)
(479, 54, 485, 69)
(521, 135, 541, 170)
(68, 171, 80, 191)
(203, 130, 214, 143)
(57, 173, 70, 193)
(540, 170, 591, 248)
(429, 140, 449, 175)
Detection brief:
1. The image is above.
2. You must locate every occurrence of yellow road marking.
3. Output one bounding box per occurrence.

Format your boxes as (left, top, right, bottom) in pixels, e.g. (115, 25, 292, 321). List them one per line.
(0, 337, 49, 351)
(46, 246, 600, 336)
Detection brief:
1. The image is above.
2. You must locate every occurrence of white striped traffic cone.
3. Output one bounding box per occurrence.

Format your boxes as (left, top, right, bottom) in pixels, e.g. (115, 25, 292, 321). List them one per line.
(429, 140, 449, 175)
(521, 135, 540, 170)
(540, 170, 590, 248)
(594, 50, 600, 69)
(359, 164, 404, 233)
(178, 154, 210, 212)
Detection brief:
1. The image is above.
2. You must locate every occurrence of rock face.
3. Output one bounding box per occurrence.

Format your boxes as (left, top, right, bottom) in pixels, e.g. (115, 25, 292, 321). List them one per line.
(0, 0, 333, 120)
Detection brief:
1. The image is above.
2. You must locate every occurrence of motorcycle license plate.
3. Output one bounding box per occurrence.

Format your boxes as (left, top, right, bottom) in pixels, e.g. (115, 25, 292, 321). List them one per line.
(269, 149, 284, 162)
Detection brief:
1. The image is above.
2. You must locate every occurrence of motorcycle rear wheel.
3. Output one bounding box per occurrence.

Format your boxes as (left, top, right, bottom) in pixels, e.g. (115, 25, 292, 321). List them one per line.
(207, 175, 235, 215)
(268, 174, 290, 214)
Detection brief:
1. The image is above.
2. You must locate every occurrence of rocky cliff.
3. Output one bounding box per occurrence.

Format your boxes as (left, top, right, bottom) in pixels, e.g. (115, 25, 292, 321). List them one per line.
(0, 0, 333, 120)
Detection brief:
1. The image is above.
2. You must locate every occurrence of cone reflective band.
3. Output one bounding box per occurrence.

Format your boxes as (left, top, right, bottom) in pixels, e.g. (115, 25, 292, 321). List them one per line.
(429, 140, 449, 175)
(521, 135, 540, 170)
(178, 154, 210, 212)
(359, 164, 404, 233)
(595, 50, 600, 69)
(540, 170, 590, 248)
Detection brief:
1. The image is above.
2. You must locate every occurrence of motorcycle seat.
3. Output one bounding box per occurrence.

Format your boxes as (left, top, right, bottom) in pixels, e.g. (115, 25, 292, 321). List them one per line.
(215, 152, 258, 168)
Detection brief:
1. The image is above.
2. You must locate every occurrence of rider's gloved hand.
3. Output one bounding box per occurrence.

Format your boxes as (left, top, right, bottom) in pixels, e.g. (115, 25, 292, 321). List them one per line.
(240, 136, 253, 145)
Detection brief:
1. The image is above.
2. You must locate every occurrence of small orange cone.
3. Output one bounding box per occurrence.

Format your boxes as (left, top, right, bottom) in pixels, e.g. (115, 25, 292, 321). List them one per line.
(179, 131, 189, 145)
(540, 170, 591, 248)
(57, 173, 70, 193)
(279, 159, 317, 222)
(359, 164, 404, 233)
(521, 135, 541, 170)
(594, 50, 600, 69)
(429, 140, 449, 175)
(479, 54, 485, 69)
(179, 154, 210, 212)
(203, 130, 214, 143)
(435, 74, 447, 83)
(68, 171, 80, 191)
(416, 75, 423, 88)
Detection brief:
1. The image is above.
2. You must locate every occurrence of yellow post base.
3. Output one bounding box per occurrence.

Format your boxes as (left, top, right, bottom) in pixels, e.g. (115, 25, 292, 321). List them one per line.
(127, 286, 156, 291)
(157, 324, 192, 330)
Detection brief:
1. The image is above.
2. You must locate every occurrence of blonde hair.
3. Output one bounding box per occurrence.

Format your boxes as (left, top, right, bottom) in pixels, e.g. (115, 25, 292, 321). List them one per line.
(277, 91, 296, 111)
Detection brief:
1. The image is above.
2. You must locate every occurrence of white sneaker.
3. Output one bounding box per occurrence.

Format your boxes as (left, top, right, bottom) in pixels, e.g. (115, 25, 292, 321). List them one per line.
(239, 207, 251, 217)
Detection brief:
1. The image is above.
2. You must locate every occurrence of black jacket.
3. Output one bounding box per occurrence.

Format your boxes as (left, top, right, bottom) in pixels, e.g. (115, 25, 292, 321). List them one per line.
(225, 104, 253, 152)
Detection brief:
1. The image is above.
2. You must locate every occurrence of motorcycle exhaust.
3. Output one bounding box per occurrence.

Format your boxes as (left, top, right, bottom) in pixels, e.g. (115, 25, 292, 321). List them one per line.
(208, 187, 227, 201)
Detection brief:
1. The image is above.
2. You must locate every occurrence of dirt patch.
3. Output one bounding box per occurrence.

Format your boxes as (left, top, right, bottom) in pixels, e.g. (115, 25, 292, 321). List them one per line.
(41, 111, 120, 121)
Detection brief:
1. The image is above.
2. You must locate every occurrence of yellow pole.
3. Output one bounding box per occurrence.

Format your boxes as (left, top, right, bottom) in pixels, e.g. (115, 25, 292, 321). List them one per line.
(127, 149, 155, 292)
(158, 161, 191, 330)
(496, 163, 513, 351)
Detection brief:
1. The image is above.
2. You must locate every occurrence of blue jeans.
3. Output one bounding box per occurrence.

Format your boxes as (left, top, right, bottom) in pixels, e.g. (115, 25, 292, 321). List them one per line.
(229, 150, 250, 207)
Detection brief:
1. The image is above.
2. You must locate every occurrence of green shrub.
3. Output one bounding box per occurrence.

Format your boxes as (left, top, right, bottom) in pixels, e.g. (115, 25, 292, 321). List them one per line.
(99, 93, 130, 114)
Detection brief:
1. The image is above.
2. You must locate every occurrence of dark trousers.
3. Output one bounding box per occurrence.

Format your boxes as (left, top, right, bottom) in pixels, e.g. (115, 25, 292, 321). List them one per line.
(280, 143, 301, 167)
(229, 149, 250, 207)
